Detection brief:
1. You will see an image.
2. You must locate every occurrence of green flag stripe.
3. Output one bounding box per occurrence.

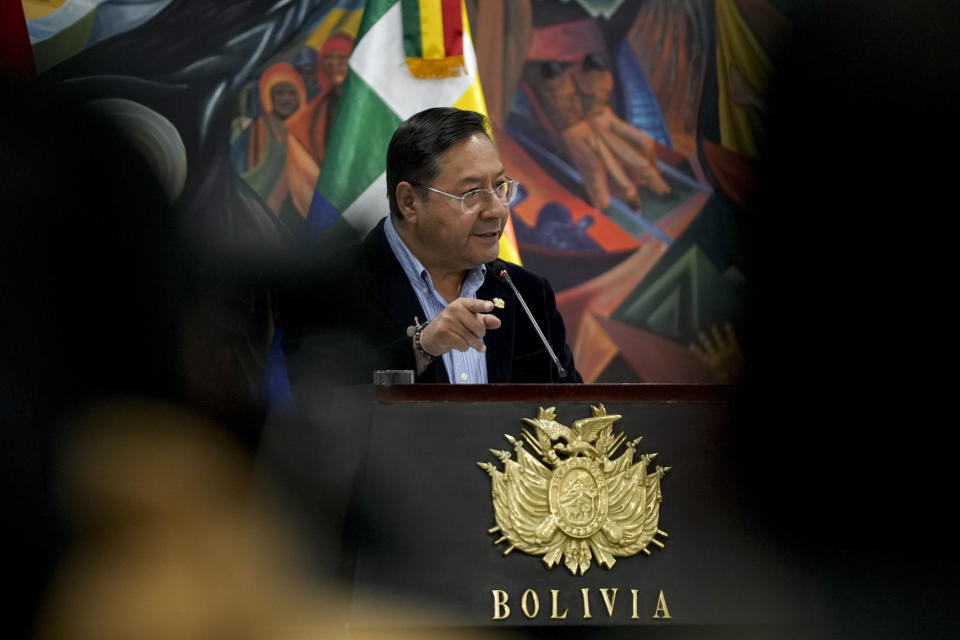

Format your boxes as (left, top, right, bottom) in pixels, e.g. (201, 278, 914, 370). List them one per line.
(316, 71, 402, 213)
(354, 0, 396, 44)
(400, 0, 422, 58)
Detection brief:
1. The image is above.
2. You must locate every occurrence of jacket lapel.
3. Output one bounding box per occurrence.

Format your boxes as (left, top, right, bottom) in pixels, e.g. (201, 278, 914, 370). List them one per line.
(478, 261, 515, 383)
(360, 219, 424, 332)
(359, 219, 449, 381)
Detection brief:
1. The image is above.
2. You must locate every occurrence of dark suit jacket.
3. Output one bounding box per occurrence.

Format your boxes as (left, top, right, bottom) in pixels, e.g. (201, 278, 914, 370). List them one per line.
(282, 218, 580, 389)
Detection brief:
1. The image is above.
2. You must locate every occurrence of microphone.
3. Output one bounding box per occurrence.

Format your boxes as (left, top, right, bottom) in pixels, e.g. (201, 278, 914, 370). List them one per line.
(498, 268, 567, 379)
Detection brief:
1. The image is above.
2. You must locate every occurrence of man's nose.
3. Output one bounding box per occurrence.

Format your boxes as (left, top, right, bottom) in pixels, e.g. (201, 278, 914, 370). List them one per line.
(478, 191, 507, 218)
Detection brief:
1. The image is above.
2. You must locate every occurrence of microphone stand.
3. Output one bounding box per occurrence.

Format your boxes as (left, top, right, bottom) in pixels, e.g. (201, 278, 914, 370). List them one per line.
(498, 268, 567, 379)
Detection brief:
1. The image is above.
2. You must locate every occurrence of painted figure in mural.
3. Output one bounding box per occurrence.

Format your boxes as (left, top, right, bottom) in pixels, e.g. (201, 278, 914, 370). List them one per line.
(270, 81, 302, 120)
(319, 32, 351, 94)
(242, 61, 306, 227)
(533, 56, 669, 213)
(285, 32, 355, 219)
(293, 45, 322, 101)
(282, 108, 581, 388)
(289, 32, 354, 166)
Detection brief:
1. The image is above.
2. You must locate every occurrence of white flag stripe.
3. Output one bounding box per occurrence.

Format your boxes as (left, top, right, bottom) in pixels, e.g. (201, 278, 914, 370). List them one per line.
(342, 170, 389, 234)
(349, 2, 478, 122)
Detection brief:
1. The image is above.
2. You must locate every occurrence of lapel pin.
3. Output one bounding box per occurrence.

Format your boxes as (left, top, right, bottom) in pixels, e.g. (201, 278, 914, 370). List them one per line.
(492, 297, 505, 309)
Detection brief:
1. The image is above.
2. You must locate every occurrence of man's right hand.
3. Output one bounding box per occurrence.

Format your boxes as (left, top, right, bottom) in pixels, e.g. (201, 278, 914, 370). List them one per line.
(419, 298, 502, 356)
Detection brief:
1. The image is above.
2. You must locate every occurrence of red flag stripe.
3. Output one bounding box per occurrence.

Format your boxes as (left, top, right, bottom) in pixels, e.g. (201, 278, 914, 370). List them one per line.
(440, 0, 463, 58)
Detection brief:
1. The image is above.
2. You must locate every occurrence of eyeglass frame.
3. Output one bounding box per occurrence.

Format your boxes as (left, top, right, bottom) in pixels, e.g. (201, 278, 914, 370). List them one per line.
(413, 179, 520, 215)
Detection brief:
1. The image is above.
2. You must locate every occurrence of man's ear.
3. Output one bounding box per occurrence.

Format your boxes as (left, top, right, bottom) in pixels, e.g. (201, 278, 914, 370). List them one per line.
(395, 182, 420, 222)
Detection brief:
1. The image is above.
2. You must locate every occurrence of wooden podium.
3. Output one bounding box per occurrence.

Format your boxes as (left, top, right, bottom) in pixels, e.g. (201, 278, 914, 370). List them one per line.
(325, 383, 810, 635)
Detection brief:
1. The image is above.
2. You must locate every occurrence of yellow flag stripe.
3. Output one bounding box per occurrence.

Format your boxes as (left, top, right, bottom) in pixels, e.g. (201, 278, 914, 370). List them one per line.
(452, 76, 487, 118)
(418, 0, 446, 59)
(452, 0, 487, 120)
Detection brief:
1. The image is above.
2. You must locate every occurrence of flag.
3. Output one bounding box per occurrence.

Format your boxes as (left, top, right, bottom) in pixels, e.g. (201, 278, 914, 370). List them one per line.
(306, 0, 521, 264)
(402, 0, 464, 79)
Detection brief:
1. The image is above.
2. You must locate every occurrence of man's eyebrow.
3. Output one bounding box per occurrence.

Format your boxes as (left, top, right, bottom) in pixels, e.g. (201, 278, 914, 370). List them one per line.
(454, 167, 506, 190)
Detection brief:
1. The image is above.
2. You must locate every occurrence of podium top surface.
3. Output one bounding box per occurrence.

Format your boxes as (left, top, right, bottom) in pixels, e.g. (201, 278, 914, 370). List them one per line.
(373, 383, 734, 403)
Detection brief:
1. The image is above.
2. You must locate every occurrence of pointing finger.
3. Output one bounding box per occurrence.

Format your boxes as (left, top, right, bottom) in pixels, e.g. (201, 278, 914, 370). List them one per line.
(459, 297, 495, 313)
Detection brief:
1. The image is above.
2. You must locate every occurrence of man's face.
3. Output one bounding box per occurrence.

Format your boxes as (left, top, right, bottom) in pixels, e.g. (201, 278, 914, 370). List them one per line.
(322, 51, 350, 88)
(270, 82, 300, 119)
(407, 133, 508, 273)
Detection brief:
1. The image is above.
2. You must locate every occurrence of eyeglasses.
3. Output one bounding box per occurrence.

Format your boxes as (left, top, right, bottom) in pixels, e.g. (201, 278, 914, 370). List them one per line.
(420, 179, 520, 215)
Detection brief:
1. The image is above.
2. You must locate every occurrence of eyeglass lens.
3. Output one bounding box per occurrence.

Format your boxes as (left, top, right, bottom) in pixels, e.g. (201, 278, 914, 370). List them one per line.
(462, 181, 518, 213)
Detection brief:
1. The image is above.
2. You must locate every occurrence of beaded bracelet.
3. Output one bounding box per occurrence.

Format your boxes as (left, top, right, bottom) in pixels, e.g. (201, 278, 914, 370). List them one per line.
(407, 316, 437, 361)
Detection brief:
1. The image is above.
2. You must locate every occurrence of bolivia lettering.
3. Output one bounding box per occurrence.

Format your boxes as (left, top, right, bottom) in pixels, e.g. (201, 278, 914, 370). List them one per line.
(491, 587, 671, 621)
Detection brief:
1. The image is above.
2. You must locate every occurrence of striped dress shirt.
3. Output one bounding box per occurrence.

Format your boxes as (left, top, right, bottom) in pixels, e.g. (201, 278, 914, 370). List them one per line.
(383, 214, 487, 383)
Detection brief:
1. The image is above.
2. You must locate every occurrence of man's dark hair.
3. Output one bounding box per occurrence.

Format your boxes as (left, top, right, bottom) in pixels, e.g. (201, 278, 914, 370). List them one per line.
(386, 107, 490, 219)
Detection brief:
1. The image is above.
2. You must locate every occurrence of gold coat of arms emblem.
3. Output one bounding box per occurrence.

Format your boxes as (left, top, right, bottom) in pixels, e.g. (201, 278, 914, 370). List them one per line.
(477, 405, 669, 575)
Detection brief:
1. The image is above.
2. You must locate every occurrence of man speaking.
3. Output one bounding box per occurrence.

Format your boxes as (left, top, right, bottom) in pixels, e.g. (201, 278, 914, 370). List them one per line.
(282, 107, 581, 386)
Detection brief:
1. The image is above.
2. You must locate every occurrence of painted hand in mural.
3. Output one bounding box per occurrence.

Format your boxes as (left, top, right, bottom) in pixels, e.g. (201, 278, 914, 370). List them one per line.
(577, 57, 671, 205)
(534, 57, 670, 213)
(585, 107, 672, 196)
(561, 119, 641, 210)
(689, 322, 743, 384)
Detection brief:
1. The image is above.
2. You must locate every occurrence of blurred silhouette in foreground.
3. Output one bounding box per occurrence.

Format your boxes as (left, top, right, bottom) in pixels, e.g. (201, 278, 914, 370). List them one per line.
(2, 77, 194, 637)
(1, 79, 501, 640)
(729, 2, 959, 637)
